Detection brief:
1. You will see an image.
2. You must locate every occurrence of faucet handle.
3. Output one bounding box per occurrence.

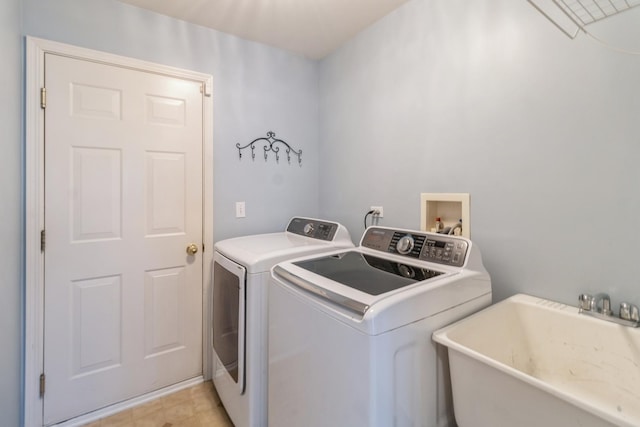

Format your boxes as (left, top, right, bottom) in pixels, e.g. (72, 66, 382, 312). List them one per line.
(619, 302, 640, 322)
(578, 294, 593, 311)
(620, 302, 631, 321)
(620, 302, 640, 322)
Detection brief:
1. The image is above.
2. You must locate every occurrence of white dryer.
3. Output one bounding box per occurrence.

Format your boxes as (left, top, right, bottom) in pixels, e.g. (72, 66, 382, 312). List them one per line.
(212, 217, 353, 427)
(268, 226, 492, 427)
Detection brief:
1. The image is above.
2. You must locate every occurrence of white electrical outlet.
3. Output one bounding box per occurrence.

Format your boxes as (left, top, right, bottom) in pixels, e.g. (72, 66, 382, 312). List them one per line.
(371, 206, 384, 218)
(235, 201, 246, 218)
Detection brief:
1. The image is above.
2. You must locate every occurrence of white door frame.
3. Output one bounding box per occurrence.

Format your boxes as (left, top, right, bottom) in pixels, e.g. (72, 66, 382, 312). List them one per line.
(24, 36, 214, 427)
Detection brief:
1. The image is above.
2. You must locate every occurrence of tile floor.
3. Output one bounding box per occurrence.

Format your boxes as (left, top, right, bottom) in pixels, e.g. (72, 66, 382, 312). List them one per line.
(82, 381, 234, 427)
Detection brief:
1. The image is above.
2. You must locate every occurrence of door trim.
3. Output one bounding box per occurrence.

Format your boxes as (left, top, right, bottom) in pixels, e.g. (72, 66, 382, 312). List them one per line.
(24, 36, 214, 427)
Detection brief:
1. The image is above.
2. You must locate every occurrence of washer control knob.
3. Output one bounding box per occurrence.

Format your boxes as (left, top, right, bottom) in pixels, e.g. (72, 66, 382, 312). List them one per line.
(396, 234, 415, 255)
(303, 223, 315, 236)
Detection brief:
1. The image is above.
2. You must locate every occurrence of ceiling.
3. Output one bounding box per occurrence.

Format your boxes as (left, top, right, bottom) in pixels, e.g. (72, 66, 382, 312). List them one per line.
(117, 0, 410, 59)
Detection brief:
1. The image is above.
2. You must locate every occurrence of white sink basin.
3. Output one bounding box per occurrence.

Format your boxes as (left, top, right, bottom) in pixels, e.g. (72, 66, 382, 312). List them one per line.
(433, 294, 640, 427)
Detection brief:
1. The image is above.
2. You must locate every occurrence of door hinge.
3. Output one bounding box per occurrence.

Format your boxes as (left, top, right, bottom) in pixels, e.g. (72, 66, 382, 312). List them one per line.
(201, 83, 212, 97)
(40, 87, 47, 109)
(39, 373, 45, 397)
(40, 229, 46, 252)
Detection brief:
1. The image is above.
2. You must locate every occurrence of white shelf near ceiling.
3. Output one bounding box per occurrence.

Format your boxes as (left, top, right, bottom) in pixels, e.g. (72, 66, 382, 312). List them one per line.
(528, 0, 640, 38)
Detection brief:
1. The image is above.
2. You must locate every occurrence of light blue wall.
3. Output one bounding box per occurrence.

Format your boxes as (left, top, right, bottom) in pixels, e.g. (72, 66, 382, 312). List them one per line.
(23, 0, 321, 242)
(7, 0, 640, 424)
(0, 0, 23, 424)
(319, 0, 640, 305)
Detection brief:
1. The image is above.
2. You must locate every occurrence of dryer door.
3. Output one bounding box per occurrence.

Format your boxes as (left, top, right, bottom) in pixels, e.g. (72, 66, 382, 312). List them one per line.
(213, 251, 246, 393)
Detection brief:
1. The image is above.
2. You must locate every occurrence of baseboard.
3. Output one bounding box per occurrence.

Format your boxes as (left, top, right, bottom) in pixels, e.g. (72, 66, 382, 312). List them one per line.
(51, 376, 204, 427)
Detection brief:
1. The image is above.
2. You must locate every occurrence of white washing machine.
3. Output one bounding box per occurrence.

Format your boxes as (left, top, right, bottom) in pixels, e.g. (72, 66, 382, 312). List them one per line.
(212, 217, 353, 427)
(268, 226, 492, 427)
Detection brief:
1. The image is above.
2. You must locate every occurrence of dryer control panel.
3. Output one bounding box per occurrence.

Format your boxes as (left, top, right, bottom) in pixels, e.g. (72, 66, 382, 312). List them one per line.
(361, 227, 469, 267)
(287, 217, 339, 241)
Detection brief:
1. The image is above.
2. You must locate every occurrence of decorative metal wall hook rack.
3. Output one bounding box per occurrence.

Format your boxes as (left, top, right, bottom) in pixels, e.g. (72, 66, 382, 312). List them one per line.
(236, 131, 302, 165)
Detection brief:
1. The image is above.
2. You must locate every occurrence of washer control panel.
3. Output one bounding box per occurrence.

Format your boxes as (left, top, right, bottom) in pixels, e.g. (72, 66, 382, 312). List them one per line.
(421, 237, 468, 266)
(361, 227, 469, 267)
(287, 217, 338, 241)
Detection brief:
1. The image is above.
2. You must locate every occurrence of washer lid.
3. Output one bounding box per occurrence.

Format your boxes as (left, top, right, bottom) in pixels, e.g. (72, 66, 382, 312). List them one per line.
(215, 232, 353, 273)
(272, 246, 491, 335)
(292, 251, 444, 296)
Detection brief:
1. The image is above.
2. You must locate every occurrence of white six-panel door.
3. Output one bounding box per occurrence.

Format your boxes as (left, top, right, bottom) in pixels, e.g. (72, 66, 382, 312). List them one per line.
(43, 53, 204, 425)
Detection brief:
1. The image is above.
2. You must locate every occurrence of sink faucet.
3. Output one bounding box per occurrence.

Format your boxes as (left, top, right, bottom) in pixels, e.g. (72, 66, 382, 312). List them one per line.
(578, 292, 639, 327)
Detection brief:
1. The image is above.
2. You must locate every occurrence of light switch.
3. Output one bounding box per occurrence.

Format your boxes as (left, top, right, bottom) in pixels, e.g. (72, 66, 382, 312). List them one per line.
(235, 201, 246, 218)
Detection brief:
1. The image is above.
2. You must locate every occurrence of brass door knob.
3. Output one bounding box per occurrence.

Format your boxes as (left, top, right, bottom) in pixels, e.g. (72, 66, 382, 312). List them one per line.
(186, 244, 199, 255)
